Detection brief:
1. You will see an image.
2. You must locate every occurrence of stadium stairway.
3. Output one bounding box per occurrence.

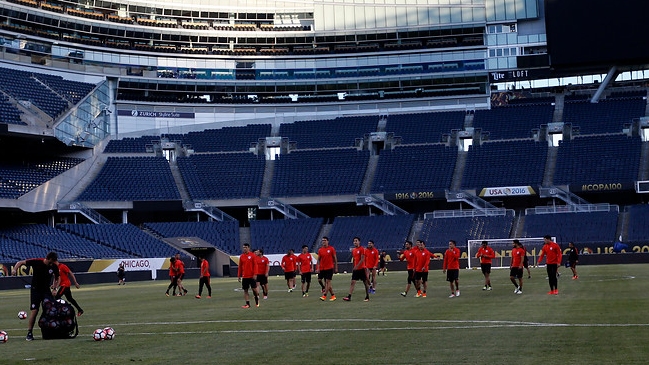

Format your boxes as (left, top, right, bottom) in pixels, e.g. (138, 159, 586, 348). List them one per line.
(553, 93, 564, 122)
(239, 226, 251, 247)
(360, 155, 379, 194)
(450, 150, 468, 191)
(616, 210, 629, 243)
(260, 159, 275, 197)
(169, 162, 191, 202)
(542, 146, 558, 186)
(639, 141, 649, 181)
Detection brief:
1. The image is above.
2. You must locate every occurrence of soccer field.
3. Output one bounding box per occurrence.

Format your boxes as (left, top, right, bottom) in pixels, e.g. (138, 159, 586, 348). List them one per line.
(2, 264, 649, 364)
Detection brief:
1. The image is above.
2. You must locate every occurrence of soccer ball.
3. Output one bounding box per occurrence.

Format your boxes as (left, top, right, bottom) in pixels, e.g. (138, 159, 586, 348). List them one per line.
(18, 311, 27, 320)
(103, 327, 115, 340)
(93, 328, 106, 341)
(0, 330, 7, 343)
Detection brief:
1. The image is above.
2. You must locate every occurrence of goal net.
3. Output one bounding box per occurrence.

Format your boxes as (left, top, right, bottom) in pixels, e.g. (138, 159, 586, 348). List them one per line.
(466, 237, 556, 269)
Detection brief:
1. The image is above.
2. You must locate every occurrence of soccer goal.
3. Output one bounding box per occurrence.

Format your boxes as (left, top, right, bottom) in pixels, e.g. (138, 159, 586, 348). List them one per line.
(466, 237, 556, 269)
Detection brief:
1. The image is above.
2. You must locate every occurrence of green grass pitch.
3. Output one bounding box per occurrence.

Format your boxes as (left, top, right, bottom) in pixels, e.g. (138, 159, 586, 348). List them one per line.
(2, 264, 649, 364)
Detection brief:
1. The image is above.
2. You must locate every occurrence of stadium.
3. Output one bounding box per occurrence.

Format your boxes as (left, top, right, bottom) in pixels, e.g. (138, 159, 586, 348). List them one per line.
(1, 0, 649, 362)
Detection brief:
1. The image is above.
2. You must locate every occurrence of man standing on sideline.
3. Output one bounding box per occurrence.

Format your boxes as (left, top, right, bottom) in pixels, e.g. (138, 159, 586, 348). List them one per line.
(568, 242, 579, 280)
(174, 253, 188, 296)
(11, 252, 60, 341)
(443, 240, 461, 298)
(54, 260, 84, 316)
(414, 240, 433, 298)
(521, 243, 532, 279)
(165, 257, 178, 296)
(365, 240, 379, 293)
(195, 257, 211, 299)
(296, 245, 314, 298)
(538, 235, 562, 295)
(238, 243, 260, 308)
(399, 240, 417, 297)
(510, 239, 525, 294)
(476, 240, 495, 290)
(343, 237, 370, 302)
(255, 248, 270, 299)
(281, 248, 297, 292)
(317, 236, 338, 301)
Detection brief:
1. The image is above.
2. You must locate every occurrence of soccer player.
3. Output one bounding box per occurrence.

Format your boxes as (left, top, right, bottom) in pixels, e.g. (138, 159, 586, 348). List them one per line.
(165, 256, 178, 296)
(510, 239, 525, 294)
(365, 240, 379, 293)
(443, 240, 461, 298)
(399, 240, 417, 297)
(317, 236, 338, 301)
(343, 237, 370, 302)
(281, 248, 298, 292)
(54, 260, 84, 316)
(117, 262, 126, 285)
(379, 250, 388, 276)
(568, 242, 579, 279)
(237, 243, 259, 308)
(296, 245, 314, 297)
(520, 243, 531, 279)
(538, 235, 562, 295)
(195, 257, 211, 299)
(476, 240, 495, 290)
(255, 248, 270, 299)
(414, 240, 433, 298)
(11, 251, 60, 341)
(174, 253, 188, 296)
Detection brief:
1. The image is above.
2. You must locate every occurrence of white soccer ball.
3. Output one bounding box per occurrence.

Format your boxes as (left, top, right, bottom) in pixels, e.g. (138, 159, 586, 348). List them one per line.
(93, 328, 106, 341)
(0, 330, 7, 343)
(103, 327, 115, 340)
(18, 311, 27, 320)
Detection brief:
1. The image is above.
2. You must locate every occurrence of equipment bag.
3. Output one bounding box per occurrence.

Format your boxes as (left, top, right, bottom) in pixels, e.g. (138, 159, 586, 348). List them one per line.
(38, 298, 79, 339)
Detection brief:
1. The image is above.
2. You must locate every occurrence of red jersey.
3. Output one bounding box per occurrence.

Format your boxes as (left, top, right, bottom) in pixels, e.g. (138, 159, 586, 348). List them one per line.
(414, 248, 433, 272)
(317, 246, 337, 271)
(476, 246, 496, 264)
(365, 247, 379, 269)
(174, 259, 185, 275)
(297, 253, 313, 274)
(511, 247, 525, 268)
(255, 255, 270, 276)
(168, 261, 176, 277)
(351, 246, 367, 270)
(538, 241, 562, 265)
(58, 263, 72, 288)
(281, 254, 297, 273)
(238, 251, 256, 279)
(400, 249, 417, 270)
(443, 247, 461, 270)
(200, 259, 210, 277)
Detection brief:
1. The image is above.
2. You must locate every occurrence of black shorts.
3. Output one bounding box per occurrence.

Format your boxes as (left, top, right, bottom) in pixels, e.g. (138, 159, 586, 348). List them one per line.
(30, 287, 53, 311)
(481, 263, 492, 275)
(256, 275, 268, 285)
(317, 271, 324, 280)
(569, 260, 577, 268)
(178, 273, 185, 281)
(241, 277, 257, 290)
(320, 269, 334, 281)
(407, 269, 415, 284)
(510, 268, 523, 279)
(284, 272, 296, 280)
(415, 271, 428, 282)
(351, 269, 367, 281)
(446, 269, 459, 282)
(301, 272, 312, 283)
(523, 256, 529, 268)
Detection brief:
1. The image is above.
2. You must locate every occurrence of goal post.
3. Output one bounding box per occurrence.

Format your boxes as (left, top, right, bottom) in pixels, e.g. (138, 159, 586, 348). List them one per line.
(466, 237, 556, 269)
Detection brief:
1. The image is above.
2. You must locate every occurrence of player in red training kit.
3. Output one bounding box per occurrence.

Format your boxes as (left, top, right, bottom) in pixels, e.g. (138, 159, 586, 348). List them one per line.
(195, 257, 211, 299)
(343, 237, 370, 302)
(399, 240, 417, 297)
(443, 240, 461, 298)
(238, 243, 259, 308)
(476, 240, 496, 290)
(414, 240, 433, 298)
(281, 248, 297, 292)
(55, 261, 84, 315)
(296, 245, 314, 298)
(538, 235, 562, 295)
(510, 239, 525, 294)
(255, 248, 270, 299)
(365, 240, 379, 294)
(317, 237, 338, 301)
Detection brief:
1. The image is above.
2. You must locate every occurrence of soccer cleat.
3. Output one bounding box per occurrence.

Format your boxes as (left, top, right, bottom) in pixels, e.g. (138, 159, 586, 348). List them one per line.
(288, 288, 293, 293)
(515, 289, 522, 295)
(422, 293, 427, 298)
(364, 297, 370, 302)
(487, 286, 492, 291)
(255, 303, 260, 308)
(369, 288, 376, 294)
(528, 275, 531, 279)
(207, 296, 212, 299)
(26, 332, 34, 341)
(514, 287, 519, 293)
(195, 295, 201, 299)
(320, 295, 327, 301)
(400, 292, 407, 297)
(572, 276, 578, 280)
(165, 292, 169, 297)
(329, 295, 337, 301)
(304, 293, 309, 297)
(547, 290, 555, 295)
(482, 286, 487, 290)
(263, 295, 268, 300)
(77, 310, 84, 317)
(415, 291, 422, 298)
(241, 304, 251, 308)
(455, 290, 460, 297)
(448, 293, 455, 298)
(184, 289, 188, 294)
(343, 296, 351, 301)
(553, 289, 559, 295)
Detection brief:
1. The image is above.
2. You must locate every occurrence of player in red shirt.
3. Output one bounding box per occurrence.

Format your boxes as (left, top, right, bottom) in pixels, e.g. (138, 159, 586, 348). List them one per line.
(365, 240, 379, 294)
(414, 240, 433, 298)
(343, 237, 370, 302)
(443, 240, 461, 298)
(195, 257, 211, 299)
(55, 261, 84, 316)
(510, 239, 525, 294)
(399, 240, 418, 297)
(476, 240, 496, 290)
(174, 253, 188, 296)
(317, 236, 338, 301)
(238, 243, 259, 308)
(538, 235, 562, 295)
(296, 245, 314, 297)
(165, 257, 179, 297)
(281, 248, 298, 292)
(255, 248, 270, 299)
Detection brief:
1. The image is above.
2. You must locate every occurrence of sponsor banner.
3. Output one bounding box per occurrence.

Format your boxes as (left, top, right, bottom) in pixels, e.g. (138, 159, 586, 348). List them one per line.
(230, 253, 316, 267)
(489, 68, 550, 83)
(89, 258, 171, 273)
(384, 190, 446, 201)
(117, 110, 195, 118)
(479, 186, 536, 197)
(570, 181, 635, 193)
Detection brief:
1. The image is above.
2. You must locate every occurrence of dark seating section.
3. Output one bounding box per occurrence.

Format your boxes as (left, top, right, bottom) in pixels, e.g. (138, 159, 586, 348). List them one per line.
(104, 136, 160, 153)
(462, 139, 548, 190)
(553, 135, 641, 186)
(473, 103, 554, 140)
(177, 152, 265, 200)
(77, 156, 181, 201)
(279, 116, 378, 149)
(31, 73, 96, 104)
(522, 211, 618, 245)
(385, 111, 465, 144)
(0, 156, 84, 199)
(625, 205, 649, 244)
(0, 94, 25, 125)
(327, 214, 415, 261)
(371, 144, 457, 193)
(271, 148, 369, 197)
(563, 96, 646, 135)
(418, 214, 514, 252)
(144, 221, 240, 254)
(250, 218, 323, 254)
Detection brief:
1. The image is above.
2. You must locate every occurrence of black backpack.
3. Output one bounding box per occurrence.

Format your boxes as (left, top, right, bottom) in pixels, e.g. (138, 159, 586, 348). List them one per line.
(38, 298, 79, 339)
